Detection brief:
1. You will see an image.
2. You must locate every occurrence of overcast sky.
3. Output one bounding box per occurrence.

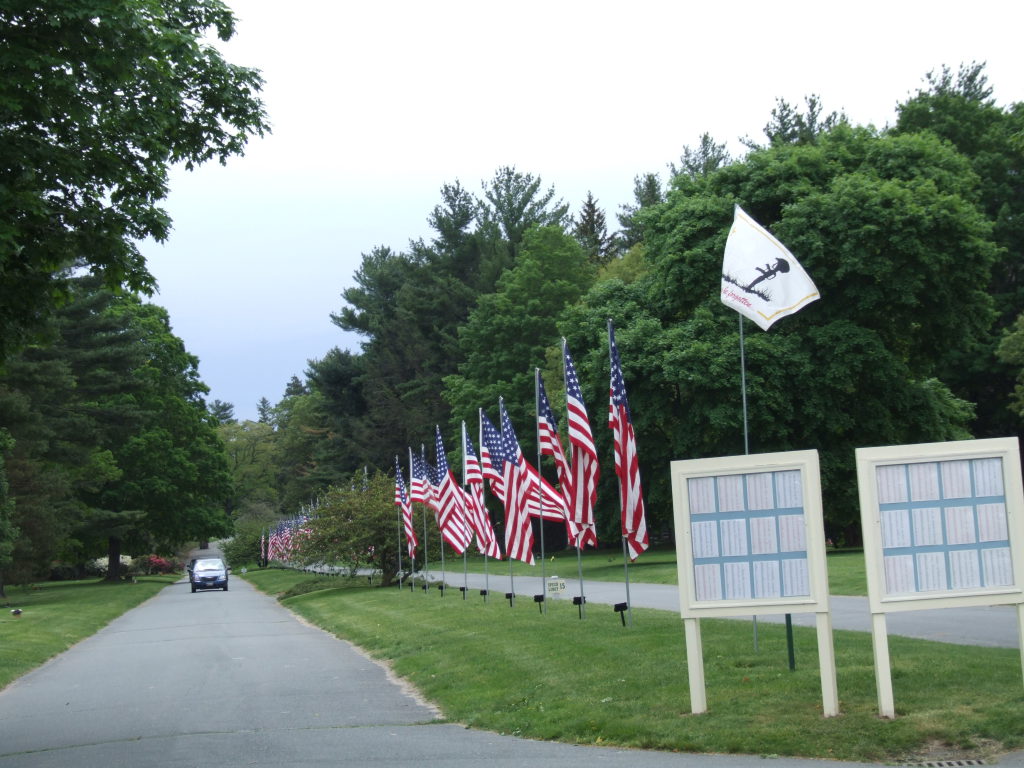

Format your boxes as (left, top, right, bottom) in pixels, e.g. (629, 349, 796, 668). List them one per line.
(139, 0, 1023, 422)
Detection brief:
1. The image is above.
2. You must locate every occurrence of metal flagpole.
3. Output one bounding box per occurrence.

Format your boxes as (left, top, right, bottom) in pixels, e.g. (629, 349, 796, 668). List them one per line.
(396, 466, 404, 592)
(417, 445, 429, 594)
(479, 409, 490, 603)
(460, 422, 470, 601)
(534, 369, 547, 614)
(739, 315, 750, 455)
(609, 319, 634, 628)
(562, 338, 586, 620)
(740, 316, 758, 649)
(509, 549, 515, 606)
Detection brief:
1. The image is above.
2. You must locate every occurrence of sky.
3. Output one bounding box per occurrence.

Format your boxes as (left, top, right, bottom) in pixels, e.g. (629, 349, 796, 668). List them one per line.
(139, 0, 1023, 422)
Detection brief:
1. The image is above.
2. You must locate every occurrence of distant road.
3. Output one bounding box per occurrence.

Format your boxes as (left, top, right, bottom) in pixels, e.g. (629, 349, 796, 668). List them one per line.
(421, 568, 1022, 648)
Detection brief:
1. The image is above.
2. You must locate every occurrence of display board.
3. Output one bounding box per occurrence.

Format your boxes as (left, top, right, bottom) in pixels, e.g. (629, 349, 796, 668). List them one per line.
(856, 438, 1024, 613)
(672, 450, 830, 617)
(671, 450, 837, 716)
(855, 437, 1024, 718)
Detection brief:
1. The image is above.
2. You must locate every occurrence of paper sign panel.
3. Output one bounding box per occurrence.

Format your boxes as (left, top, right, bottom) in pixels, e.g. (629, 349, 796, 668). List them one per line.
(672, 451, 828, 617)
(857, 438, 1024, 613)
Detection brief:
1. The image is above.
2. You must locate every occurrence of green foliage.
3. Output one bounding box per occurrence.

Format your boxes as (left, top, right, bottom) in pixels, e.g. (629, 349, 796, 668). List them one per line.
(209, 399, 236, 425)
(0, 431, 17, 595)
(670, 132, 732, 181)
(596, 243, 649, 285)
(221, 517, 271, 567)
(445, 226, 594, 444)
(296, 471, 402, 585)
(744, 94, 847, 149)
(997, 312, 1024, 417)
(0, 0, 268, 361)
(571, 192, 614, 266)
(0, 279, 231, 583)
(564, 121, 993, 539)
(477, 166, 570, 264)
(895, 62, 1024, 436)
(616, 172, 664, 249)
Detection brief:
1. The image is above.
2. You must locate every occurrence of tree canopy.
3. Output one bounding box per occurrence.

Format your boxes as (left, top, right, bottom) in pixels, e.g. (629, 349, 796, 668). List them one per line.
(0, 0, 268, 360)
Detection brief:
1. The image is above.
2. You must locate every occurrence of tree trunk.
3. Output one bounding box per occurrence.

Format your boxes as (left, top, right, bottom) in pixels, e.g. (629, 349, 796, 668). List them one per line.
(106, 535, 122, 581)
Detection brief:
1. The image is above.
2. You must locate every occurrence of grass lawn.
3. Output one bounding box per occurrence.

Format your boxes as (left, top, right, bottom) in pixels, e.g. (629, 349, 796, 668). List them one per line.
(0, 575, 178, 690)
(417, 546, 870, 596)
(243, 567, 1024, 764)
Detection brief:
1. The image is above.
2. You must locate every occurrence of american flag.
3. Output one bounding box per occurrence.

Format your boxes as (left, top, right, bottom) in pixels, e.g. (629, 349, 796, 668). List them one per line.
(434, 426, 472, 554)
(394, 456, 418, 558)
(497, 399, 536, 564)
(409, 448, 430, 505)
(563, 340, 599, 548)
(536, 372, 585, 543)
(462, 426, 502, 559)
(608, 322, 648, 560)
(479, 411, 506, 502)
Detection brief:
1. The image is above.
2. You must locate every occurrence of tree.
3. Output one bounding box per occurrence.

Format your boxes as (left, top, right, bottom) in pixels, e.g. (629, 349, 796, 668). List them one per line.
(0, 431, 19, 597)
(478, 166, 570, 267)
(0, 279, 232, 582)
(572, 192, 614, 266)
(670, 133, 732, 181)
(444, 226, 594, 452)
(209, 400, 236, 425)
(85, 298, 232, 577)
(283, 375, 307, 398)
(296, 470, 402, 586)
(0, 0, 269, 361)
(743, 95, 846, 149)
(616, 172, 664, 250)
(895, 62, 1024, 437)
(218, 419, 278, 519)
(565, 121, 995, 542)
(256, 397, 274, 425)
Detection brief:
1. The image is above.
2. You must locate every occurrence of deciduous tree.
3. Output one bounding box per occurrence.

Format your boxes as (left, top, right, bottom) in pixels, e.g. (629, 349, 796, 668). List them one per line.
(0, 0, 268, 360)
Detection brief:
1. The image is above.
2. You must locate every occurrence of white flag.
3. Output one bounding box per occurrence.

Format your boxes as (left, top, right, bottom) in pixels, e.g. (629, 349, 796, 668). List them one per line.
(720, 205, 819, 330)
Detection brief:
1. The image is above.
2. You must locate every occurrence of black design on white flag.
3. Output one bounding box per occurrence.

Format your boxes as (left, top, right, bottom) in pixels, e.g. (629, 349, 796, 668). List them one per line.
(721, 205, 819, 330)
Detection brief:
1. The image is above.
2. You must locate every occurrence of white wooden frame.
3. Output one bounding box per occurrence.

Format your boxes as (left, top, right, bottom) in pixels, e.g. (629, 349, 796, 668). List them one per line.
(671, 450, 837, 716)
(855, 437, 1024, 717)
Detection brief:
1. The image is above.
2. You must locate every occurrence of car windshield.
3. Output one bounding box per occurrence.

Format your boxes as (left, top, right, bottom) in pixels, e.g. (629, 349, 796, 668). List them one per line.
(195, 560, 224, 571)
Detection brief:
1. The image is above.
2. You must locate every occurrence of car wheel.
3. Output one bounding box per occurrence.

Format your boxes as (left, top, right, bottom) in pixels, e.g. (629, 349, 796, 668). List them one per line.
(191, 584, 196, 593)
(223, 583, 229, 591)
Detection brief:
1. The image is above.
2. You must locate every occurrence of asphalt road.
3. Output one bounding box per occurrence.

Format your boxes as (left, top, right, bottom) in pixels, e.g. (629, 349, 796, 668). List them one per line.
(423, 568, 1023, 648)
(1, 571, 1021, 767)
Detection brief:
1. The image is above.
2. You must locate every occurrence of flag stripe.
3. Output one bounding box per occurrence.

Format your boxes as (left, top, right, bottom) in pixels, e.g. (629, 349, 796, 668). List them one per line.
(608, 323, 649, 560)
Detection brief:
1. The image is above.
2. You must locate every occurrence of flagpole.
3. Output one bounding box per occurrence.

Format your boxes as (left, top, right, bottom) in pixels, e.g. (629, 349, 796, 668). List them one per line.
(479, 409, 490, 603)
(534, 368, 547, 615)
(562, 339, 586, 619)
(499, 398, 515, 608)
(609, 319, 634, 628)
(418, 445, 429, 594)
(738, 316, 758, 648)
(395, 455, 404, 592)
(739, 315, 750, 456)
(460, 422, 469, 601)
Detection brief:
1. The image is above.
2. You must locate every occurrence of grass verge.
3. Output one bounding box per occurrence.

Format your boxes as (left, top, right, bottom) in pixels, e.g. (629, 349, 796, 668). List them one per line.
(244, 567, 1023, 764)
(0, 575, 178, 690)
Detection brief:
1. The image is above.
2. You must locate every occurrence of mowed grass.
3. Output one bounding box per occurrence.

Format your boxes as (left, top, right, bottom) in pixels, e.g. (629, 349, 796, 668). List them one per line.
(425, 546, 870, 595)
(243, 568, 1024, 763)
(0, 575, 179, 690)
